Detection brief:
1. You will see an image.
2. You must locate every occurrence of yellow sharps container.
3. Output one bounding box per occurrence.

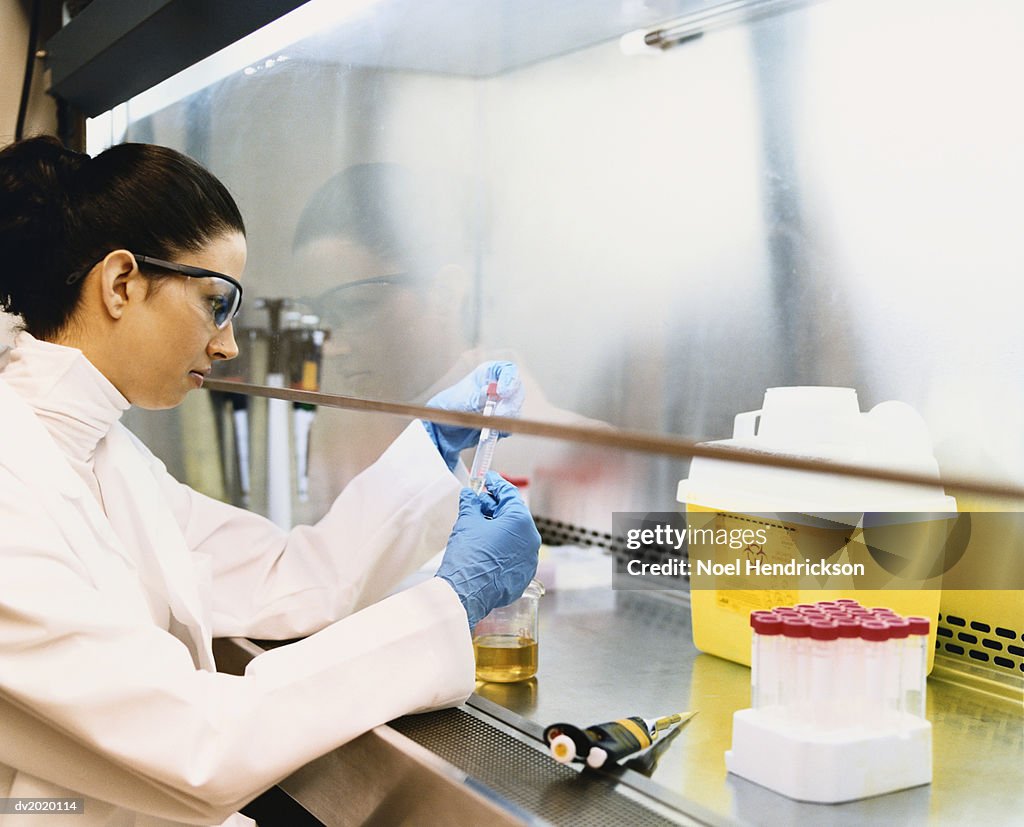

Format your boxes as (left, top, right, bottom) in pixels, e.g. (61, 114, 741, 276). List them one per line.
(678, 388, 953, 673)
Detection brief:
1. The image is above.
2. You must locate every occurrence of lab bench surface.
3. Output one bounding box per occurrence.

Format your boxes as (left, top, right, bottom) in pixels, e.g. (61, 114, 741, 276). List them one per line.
(467, 587, 1023, 826)
(226, 587, 1023, 826)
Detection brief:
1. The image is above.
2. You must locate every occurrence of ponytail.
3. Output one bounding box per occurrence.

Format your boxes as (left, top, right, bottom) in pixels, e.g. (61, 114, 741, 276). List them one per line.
(0, 136, 245, 338)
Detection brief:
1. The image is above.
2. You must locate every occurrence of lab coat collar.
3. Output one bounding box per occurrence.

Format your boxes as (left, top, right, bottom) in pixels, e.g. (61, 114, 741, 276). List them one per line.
(2, 332, 129, 465)
(0, 375, 103, 502)
(0, 376, 143, 568)
(0, 380, 215, 671)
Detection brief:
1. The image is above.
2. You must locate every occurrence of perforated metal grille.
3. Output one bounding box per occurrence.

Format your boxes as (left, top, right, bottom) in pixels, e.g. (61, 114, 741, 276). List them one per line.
(535, 516, 620, 554)
(391, 708, 687, 827)
(937, 612, 1024, 675)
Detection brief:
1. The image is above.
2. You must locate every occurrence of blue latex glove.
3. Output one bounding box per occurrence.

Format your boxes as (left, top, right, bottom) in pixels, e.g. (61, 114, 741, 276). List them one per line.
(436, 472, 541, 628)
(421, 361, 524, 470)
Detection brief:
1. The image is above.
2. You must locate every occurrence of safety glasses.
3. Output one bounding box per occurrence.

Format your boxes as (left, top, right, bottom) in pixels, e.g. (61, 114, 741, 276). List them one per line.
(303, 273, 413, 330)
(134, 254, 243, 329)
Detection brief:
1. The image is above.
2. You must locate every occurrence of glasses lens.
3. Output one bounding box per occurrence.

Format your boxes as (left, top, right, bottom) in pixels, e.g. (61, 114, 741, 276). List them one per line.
(203, 277, 241, 328)
(134, 255, 242, 328)
(313, 282, 397, 330)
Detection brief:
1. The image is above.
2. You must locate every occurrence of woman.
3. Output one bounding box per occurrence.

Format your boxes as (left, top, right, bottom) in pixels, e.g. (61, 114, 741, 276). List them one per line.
(0, 136, 539, 826)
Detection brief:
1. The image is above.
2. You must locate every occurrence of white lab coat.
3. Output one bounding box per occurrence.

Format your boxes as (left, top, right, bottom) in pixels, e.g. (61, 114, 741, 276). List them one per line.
(0, 345, 474, 826)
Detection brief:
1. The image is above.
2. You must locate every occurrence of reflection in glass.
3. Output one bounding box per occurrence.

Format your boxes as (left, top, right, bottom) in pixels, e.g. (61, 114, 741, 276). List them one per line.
(116, 0, 1024, 532)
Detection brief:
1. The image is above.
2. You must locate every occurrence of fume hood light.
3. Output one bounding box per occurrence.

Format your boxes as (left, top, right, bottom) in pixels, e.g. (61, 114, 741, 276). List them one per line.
(621, 0, 818, 55)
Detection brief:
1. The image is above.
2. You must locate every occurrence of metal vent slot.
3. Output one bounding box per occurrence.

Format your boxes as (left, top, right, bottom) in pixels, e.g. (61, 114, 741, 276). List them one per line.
(391, 708, 689, 827)
(937, 612, 1024, 676)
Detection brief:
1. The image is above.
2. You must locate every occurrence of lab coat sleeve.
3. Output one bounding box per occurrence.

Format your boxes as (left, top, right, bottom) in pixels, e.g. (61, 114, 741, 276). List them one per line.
(146, 421, 462, 639)
(0, 468, 473, 823)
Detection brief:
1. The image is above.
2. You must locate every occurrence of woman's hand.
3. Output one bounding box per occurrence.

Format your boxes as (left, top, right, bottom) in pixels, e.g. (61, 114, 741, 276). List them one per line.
(436, 472, 540, 627)
(421, 361, 524, 470)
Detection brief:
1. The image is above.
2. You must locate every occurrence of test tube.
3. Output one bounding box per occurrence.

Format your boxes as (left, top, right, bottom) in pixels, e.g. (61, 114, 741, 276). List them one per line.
(809, 620, 839, 729)
(468, 382, 500, 494)
(859, 620, 891, 727)
(885, 618, 910, 718)
(794, 605, 827, 622)
(834, 617, 860, 729)
(750, 613, 783, 711)
(750, 612, 765, 708)
(904, 616, 930, 718)
(780, 617, 811, 725)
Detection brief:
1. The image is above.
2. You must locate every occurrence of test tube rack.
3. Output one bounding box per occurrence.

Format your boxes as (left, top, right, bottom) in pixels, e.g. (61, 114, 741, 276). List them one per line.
(725, 600, 932, 803)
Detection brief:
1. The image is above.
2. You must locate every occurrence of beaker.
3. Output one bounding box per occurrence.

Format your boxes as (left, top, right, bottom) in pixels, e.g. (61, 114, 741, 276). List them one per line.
(473, 579, 545, 683)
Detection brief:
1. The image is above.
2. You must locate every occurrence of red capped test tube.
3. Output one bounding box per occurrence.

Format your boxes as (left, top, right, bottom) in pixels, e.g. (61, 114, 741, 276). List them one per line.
(904, 616, 931, 718)
(750, 612, 784, 711)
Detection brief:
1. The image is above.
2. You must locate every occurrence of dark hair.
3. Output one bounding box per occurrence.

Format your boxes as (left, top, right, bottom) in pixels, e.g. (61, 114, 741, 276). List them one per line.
(0, 135, 245, 338)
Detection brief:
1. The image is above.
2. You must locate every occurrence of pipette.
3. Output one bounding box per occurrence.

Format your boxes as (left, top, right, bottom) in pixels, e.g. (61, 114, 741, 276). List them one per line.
(468, 381, 500, 493)
(544, 710, 697, 768)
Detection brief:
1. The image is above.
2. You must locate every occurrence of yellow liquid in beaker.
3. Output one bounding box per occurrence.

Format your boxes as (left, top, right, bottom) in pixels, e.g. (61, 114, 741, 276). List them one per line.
(473, 634, 538, 683)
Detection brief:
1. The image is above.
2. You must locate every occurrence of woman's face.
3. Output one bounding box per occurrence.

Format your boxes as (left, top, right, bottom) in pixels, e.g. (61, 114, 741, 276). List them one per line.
(118, 232, 247, 409)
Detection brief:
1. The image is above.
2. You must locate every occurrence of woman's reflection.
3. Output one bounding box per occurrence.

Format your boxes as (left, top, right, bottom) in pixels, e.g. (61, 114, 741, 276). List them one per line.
(289, 162, 624, 530)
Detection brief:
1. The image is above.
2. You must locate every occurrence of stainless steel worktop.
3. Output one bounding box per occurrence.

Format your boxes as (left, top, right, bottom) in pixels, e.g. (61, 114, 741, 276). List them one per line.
(223, 585, 1023, 826)
(468, 586, 1023, 826)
